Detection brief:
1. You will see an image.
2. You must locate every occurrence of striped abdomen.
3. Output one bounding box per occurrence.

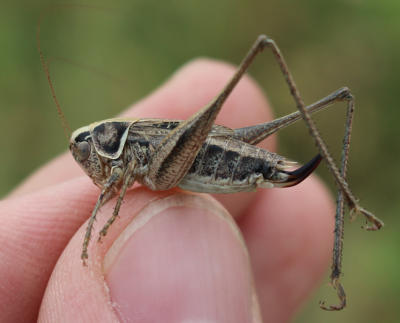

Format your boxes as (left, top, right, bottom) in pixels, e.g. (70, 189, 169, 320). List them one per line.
(178, 136, 286, 193)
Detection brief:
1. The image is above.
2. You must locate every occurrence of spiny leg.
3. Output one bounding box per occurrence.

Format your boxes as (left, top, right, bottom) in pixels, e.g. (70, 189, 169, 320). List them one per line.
(262, 36, 383, 229)
(319, 96, 354, 311)
(81, 167, 123, 266)
(234, 87, 351, 145)
(98, 161, 137, 242)
(147, 36, 276, 191)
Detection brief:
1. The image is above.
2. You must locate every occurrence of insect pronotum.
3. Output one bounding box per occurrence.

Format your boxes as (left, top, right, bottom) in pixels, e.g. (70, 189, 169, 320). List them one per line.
(37, 7, 384, 311)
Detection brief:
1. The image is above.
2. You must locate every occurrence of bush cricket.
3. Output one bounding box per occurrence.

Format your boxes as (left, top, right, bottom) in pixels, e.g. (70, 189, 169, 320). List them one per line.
(37, 12, 384, 311)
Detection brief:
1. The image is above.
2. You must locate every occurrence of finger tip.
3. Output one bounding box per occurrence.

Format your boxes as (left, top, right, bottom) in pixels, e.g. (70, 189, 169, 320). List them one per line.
(104, 192, 259, 322)
(41, 190, 261, 322)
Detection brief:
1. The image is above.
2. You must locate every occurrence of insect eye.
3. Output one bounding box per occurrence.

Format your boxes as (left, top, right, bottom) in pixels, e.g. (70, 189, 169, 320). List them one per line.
(76, 141, 90, 161)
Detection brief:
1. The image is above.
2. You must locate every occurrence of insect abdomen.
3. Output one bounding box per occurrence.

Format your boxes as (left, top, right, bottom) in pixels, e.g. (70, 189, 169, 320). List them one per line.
(178, 136, 283, 193)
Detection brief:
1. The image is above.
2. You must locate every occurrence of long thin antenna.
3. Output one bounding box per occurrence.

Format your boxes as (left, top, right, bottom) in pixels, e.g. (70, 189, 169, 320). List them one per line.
(47, 56, 132, 89)
(37, 6, 72, 141)
(36, 5, 119, 142)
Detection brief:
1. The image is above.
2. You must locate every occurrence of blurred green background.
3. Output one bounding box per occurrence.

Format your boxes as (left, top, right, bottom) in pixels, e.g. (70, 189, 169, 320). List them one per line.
(1, 0, 399, 322)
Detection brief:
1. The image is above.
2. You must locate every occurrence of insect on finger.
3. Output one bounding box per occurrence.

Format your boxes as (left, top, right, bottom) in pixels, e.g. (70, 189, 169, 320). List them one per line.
(37, 8, 384, 310)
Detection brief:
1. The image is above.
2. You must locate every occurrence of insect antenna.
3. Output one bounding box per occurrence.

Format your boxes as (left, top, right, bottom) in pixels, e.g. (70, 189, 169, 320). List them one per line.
(36, 5, 119, 142)
(46, 56, 130, 89)
(37, 6, 71, 141)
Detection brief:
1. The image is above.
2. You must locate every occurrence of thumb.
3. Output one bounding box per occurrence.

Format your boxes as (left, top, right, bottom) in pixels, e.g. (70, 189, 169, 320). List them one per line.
(38, 188, 261, 323)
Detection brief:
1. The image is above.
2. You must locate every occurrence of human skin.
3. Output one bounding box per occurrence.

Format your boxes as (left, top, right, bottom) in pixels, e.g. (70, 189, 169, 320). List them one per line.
(0, 59, 334, 323)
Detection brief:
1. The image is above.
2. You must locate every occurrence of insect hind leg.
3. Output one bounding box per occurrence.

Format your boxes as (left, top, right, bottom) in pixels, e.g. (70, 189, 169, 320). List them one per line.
(146, 36, 285, 191)
(320, 92, 354, 311)
(262, 37, 383, 226)
(260, 36, 384, 310)
(233, 87, 352, 146)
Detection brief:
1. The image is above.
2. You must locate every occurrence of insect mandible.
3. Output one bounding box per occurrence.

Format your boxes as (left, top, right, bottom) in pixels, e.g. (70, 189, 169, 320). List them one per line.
(37, 11, 384, 312)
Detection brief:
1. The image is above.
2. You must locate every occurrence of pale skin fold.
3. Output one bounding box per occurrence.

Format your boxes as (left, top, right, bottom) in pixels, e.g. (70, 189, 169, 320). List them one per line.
(0, 59, 334, 323)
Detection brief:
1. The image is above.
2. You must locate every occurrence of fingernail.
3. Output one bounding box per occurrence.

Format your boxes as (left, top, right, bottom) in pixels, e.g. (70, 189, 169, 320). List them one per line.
(103, 194, 261, 323)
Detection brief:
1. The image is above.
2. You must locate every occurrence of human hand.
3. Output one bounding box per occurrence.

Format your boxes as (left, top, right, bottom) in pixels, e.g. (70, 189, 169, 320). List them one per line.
(1, 59, 334, 323)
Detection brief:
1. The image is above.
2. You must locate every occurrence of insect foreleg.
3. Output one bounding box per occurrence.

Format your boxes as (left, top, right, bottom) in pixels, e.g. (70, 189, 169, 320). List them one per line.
(233, 87, 351, 145)
(81, 189, 108, 266)
(98, 161, 137, 243)
(81, 167, 123, 265)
